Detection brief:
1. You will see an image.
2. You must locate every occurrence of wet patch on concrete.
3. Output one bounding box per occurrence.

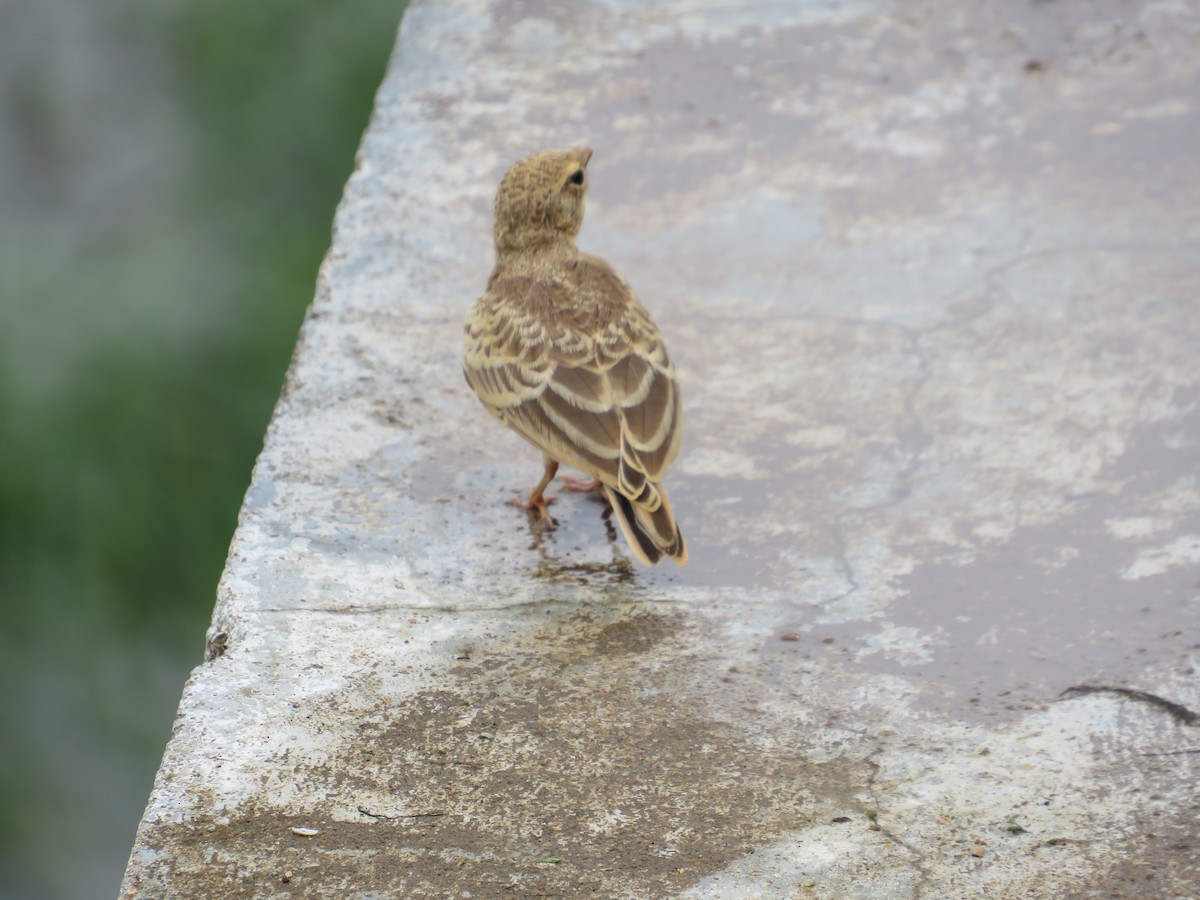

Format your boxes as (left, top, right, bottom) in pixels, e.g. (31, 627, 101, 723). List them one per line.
(764, 386, 1200, 721)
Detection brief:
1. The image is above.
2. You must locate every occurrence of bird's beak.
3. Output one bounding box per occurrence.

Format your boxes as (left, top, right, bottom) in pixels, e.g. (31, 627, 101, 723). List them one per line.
(574, 145, 594, 167)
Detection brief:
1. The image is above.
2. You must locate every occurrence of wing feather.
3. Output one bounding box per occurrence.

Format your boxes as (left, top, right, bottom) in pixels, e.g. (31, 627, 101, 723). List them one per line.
(505, 397, 620, 479)
(548, 365, 612, 412)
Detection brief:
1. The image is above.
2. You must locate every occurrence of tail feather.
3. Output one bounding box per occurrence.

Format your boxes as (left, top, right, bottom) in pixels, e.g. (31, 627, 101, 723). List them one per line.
(602, 484, 687, 566)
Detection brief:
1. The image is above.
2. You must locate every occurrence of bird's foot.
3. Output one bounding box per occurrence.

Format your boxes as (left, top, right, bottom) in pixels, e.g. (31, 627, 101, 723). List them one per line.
(560, 475, 601, 493)
(509, 494, 557, 525)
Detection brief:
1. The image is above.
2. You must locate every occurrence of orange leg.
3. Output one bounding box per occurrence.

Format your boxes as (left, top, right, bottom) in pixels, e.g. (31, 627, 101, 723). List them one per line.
(509, 458, 559, 523)
(560, 474, 601, 493)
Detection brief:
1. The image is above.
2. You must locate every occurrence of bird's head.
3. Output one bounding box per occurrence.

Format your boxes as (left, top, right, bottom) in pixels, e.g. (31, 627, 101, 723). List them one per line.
(493, 146, 593, 257)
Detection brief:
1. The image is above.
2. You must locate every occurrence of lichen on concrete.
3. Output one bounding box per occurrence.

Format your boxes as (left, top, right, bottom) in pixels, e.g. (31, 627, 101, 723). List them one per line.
(124, 0, 1200, 896)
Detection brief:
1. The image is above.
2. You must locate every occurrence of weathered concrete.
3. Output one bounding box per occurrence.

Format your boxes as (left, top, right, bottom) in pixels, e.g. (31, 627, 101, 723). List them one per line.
(123, 0, 1200, 896)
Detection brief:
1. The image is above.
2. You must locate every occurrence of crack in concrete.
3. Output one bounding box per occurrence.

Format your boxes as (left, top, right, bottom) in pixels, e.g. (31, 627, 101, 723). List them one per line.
(861, 737, 933, 900)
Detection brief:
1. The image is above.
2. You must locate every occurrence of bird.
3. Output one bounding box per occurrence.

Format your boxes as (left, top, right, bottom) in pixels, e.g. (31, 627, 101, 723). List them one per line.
(462, 147, 687, 566)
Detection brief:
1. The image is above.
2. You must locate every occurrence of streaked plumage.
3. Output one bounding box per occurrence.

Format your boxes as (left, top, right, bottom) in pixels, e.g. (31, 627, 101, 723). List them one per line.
(463, 147, 687, 565)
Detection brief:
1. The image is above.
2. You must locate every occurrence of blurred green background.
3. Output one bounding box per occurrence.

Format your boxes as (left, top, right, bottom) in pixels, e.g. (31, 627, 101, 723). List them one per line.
(0, 1, 406, 896)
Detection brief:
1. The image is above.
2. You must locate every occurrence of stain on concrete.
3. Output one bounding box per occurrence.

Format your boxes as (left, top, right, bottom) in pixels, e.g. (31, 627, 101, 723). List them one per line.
(127, 606, 872, 898)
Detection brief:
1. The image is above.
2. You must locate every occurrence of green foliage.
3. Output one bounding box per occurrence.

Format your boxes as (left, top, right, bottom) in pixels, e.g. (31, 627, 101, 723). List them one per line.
(0, 1, 405, 897)
(177, 0, 400, 237)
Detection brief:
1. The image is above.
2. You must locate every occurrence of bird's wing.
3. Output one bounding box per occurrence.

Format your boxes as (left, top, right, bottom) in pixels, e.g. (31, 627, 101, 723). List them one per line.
(463, 275, 622, 480)
(463, 262, 681, 496)
(596, 303, 681, 505)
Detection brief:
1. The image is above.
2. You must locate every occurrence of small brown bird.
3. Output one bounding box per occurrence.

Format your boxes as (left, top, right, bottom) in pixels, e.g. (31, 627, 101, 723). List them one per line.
(463, 147, 687, 565)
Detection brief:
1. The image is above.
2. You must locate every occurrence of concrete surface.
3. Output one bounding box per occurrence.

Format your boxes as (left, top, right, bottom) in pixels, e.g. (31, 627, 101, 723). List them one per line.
(122, 0, 1200, 896)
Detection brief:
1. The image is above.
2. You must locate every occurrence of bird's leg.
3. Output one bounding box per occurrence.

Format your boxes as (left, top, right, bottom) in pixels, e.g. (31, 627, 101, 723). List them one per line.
(510, 458, 559, 523)
(560, 474, 601, 493)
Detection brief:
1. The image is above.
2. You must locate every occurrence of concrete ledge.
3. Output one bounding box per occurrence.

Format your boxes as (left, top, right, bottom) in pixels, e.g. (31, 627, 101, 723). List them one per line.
(123, 0, 1200, 896)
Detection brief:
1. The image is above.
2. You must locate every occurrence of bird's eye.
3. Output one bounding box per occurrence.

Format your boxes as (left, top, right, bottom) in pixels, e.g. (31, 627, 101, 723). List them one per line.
(567, 169, 585, 186)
